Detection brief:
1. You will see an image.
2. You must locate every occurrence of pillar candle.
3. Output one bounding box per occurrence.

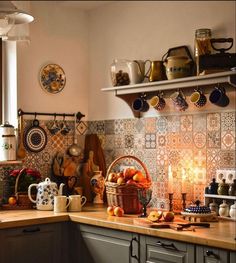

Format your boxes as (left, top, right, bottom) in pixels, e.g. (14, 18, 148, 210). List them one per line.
(168, 165, 173, 193)
(182, 168, 187, 193)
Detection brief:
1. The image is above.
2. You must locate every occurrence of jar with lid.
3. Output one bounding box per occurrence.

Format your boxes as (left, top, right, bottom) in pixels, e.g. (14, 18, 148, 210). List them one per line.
(229, 201, 236, 219)
(228, 179, 236, 196)
(194, 28, 212, 75)
(209, 199, 219, 215)
(219, 200, 229, 217)
(217, 178, 229, 195)
(110, 59, 131, 86)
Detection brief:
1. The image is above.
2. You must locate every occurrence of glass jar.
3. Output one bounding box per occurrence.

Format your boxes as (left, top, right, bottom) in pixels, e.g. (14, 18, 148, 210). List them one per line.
(194, 28, 212, 75)
(110, 59, 130, 86)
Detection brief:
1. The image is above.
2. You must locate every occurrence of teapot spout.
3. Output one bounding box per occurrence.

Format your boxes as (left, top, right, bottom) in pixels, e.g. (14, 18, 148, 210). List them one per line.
(58, 183, 65, 196)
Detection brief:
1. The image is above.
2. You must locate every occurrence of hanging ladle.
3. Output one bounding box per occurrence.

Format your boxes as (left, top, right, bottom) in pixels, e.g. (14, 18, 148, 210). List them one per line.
(68, 114, 82, 157)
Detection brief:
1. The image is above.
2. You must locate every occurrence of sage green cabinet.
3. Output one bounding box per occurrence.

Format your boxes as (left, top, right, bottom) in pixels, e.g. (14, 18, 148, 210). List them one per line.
(0, 223, 63, 263)
(73, 224, 140, 263)
(140, 235, 195, 263)
(196, 245, 230, 263)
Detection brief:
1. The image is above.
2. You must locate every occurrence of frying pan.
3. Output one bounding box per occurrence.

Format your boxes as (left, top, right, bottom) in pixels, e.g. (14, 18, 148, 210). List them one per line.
(23, 118, 47, 153)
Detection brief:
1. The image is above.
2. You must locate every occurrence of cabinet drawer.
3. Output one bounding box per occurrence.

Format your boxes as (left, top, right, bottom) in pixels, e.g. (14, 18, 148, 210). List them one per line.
(141, 235, 194, 263)
(196, 245, 229, 263)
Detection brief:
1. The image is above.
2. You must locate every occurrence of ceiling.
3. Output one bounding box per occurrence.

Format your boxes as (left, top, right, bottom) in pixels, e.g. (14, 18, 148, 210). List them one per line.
(55, 1, 114, 10)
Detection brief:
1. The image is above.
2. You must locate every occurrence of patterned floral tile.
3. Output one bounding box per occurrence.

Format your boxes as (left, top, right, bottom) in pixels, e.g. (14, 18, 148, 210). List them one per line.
(134, 118, 145, 133)
(221, 112, 235, 131)
(207, 113, 220, 132)
(104, 135, 115, 150)
(206, 149, 221, 170)
(156, 116, 168, 134)
(220, 150, 235, 168)
(156, 148, 168, 167)
(134, 133, 145, 149)
(114, 134, 125, 149)
(180, 115, 193, 132)
(207, 131, 221, 148)
(167, 132, 181, 148)
(114, 119, 124, 134)
(167, 115, 180, 132)
(105, 120, 115, 135)
(124, 134, 134, 148)
(156, 134, 167, 148)
(168, 149, 181, 166)
(124, 119, 135, 135)
(193, 113, 206, 132)
(145, 133, 156, 149)
(145, 117, 156, 133)
(193, 132, 206, 149)
(221, 131, 235, 150)
(179, 132, 193, 148)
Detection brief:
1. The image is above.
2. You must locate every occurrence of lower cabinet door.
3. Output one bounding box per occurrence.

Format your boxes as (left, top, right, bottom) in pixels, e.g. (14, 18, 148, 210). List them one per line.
(196, 245, 229, 263)
(78, 224, 139, 263)
(140, 235, 195, 263)
(0, 223, 62, 263)
(230, 252, 236, 263)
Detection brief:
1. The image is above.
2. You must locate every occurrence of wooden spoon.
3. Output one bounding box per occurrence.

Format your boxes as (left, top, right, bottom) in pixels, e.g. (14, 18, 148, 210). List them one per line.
(16, 114, 26, 159)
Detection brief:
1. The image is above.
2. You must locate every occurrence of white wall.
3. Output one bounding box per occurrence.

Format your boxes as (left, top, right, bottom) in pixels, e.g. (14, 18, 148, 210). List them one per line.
(17, 1, 236, 121)
(17, 1, 89, 120)
(88, 1, 236, 120)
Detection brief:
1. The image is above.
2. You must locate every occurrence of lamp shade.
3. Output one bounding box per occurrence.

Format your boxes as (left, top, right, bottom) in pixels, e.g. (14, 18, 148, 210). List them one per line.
(0, 1, 34, 38)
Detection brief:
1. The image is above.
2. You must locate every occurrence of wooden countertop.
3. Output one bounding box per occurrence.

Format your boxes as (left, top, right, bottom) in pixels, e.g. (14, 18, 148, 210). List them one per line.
(1, 205, 236, 251)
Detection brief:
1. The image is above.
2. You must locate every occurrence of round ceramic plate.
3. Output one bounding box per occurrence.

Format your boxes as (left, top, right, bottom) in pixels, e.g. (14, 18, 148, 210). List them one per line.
(39, 64, 66, 94)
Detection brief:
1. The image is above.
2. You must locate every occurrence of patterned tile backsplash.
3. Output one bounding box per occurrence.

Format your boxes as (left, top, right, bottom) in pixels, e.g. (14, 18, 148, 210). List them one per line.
(0, 111, 235, 211)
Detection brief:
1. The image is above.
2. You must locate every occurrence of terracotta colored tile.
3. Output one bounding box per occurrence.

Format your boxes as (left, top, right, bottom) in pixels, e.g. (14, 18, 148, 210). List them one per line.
(207, 113, 220, 132)
(145, 117, 156, 133)
(193, 113, 207, 132)
(193, 132, 206, 149)
(180, 115, 193, 132)
(221, 131, 235, 150)
(220, 150, 235, 168)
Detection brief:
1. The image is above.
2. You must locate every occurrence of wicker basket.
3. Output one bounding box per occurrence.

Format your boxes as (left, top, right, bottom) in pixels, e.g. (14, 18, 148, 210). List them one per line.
(105, 155, 151, 214)
(14, 169, 35, 209)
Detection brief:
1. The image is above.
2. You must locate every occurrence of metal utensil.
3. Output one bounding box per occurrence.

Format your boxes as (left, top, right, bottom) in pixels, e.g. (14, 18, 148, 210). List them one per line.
(68, 115, 82, 157)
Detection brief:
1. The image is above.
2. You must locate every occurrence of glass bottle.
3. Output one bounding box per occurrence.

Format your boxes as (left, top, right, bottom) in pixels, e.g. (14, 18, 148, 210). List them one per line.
(208, 178, 218, 195)
(110, 59, 130, 86)
(194, 28, 212, 75)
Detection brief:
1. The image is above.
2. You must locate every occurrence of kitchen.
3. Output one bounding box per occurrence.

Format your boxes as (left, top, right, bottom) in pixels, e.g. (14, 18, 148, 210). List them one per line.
(0, 1, 236, 263)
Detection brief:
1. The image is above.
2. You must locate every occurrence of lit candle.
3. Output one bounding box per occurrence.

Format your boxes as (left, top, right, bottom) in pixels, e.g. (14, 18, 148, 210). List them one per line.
(168, 165, 173, 193)
(182, 168, 187, 193)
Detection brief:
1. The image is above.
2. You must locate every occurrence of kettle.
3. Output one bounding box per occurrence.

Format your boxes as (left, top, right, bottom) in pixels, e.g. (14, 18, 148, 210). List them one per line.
(28, 177, 64, 210)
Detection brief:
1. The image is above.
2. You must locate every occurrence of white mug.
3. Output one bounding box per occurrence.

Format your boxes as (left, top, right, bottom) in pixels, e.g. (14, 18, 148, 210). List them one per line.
(68, 195, 87, 212)
(54, 195, 71, 213)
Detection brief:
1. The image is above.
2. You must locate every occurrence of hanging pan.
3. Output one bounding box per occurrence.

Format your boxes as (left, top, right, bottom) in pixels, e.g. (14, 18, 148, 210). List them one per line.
(24, 115, 47, 153)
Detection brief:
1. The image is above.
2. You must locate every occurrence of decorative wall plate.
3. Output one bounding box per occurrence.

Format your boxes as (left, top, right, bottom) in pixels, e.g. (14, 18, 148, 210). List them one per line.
(39, 64, 66, 94)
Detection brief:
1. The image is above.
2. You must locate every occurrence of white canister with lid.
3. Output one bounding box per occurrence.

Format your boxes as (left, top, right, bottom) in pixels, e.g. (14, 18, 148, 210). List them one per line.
(219, 200, 229, 217)
(209, 199, 219, 215)
(0, 122, 16, 161)
(229, 201, 236, 219)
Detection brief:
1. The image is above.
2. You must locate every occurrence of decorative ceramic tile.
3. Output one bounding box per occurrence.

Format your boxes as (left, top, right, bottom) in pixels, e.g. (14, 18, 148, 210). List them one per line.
(193, 132, 206, 149)
(156, 116, 168, 133)
(124, 134, 134, 148)
(156, 134, 167, 148)
(168, 150, 181, 166)
(145, 133, 156, 149)
(221, 131, 235, 150)
(105, 120, 115, 135)
(193, 149, 206, 167)
(221, 112, 235, 131)
(207, 131, 221, 148)
(134, 134, 145, 149)
(87, 121, 97, 134)
(156, 148, 168, 167)
(104, 135, 115, 150)
(206, 149, 221, 170)
(180, 115, 193, 132)
(180, 132, 193, 147)
(193, 113, 206, 132)
(167, 115, 180, 132)
(114, 119, 124, 134)
(220, 150, 235, 168)
(145, 117, 156, 133)
(207, 113, 220, 132)
(134, 118, 145, 133)
(76, 121, 88, 135)
(167, 132, 181, 148)
(114, 134, 125, 149)
(124, 119, 135, 135)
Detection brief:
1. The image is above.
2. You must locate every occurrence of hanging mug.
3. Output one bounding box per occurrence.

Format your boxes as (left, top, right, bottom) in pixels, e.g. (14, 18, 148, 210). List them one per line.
(190, 89, 207, 108)
(170, 90, 188, 111)
(132, 95, 149, 112)
(209, 86, 229, 107)
(149, 93, 166, 111)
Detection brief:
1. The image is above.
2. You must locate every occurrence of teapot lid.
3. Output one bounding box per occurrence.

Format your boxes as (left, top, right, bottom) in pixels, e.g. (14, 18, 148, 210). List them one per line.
(40, 177, 57, 186)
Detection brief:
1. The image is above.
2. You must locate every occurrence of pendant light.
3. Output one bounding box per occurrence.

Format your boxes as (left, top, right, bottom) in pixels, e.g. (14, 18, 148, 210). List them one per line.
(0, 1, 34, 40)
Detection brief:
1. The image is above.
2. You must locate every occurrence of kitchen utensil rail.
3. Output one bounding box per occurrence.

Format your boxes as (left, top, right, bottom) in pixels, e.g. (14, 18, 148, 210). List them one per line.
(18, 109, 85, 121)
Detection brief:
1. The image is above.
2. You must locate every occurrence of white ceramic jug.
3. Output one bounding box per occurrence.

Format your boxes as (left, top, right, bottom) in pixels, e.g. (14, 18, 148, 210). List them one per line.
(28, 177, 64, 210)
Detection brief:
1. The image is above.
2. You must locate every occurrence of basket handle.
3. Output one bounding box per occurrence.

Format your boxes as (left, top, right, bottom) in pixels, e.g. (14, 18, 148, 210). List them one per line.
(105, 155, 151, 182)
(14, 168, 27, 201)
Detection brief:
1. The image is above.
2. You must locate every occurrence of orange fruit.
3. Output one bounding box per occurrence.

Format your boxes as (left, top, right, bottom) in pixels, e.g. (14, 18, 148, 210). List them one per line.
(8, 196, 17, 205)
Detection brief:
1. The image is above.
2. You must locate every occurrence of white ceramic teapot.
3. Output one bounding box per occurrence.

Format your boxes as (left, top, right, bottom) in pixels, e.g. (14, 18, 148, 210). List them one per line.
(28, 177, 64, 210)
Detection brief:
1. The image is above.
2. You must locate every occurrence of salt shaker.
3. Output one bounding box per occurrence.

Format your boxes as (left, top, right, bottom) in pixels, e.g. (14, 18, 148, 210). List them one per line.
(219, 200, 229, 217)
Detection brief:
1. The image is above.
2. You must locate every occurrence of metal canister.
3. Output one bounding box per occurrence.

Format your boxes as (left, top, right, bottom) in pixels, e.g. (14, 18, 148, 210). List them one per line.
(0, 122, 16, 161)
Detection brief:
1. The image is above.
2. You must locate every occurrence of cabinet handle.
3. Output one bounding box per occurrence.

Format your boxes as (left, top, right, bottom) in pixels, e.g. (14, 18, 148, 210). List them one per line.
(22, 227, 40, 233)
(130, 237, 139, 262)
(156, 241, 179, 251)
(206, 250, 219, 259)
